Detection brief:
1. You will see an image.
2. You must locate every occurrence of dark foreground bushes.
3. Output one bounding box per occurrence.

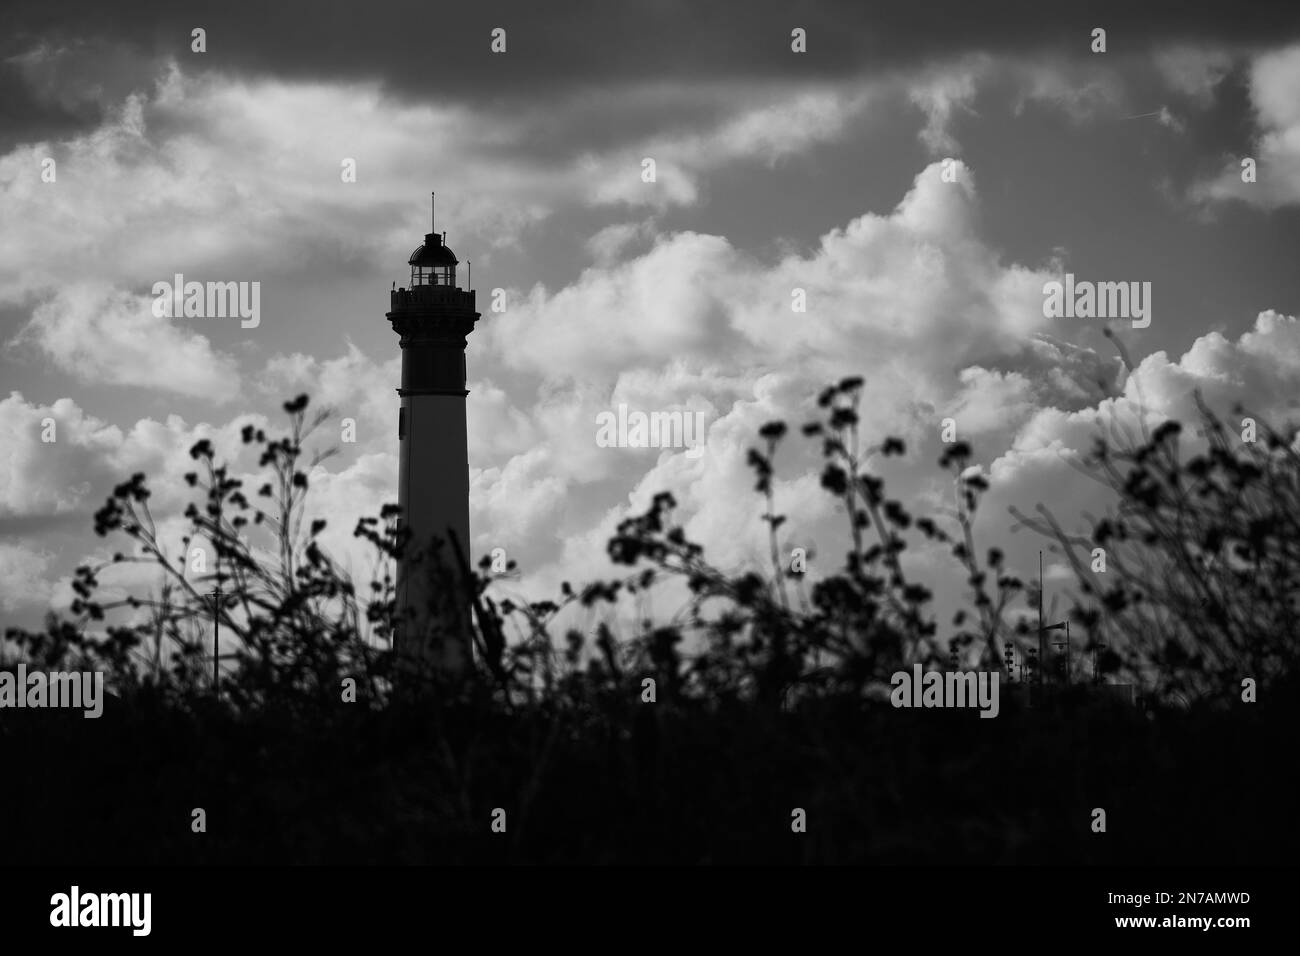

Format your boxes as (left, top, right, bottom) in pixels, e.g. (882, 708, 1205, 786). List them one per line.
(2, 374, 1297, 864)
(1, 684, 1294, 864)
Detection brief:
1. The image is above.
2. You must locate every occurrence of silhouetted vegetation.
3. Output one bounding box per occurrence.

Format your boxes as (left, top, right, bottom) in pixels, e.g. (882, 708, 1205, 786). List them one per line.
(1014, 390, 1300, 703)
(1, 377, 1296, 864)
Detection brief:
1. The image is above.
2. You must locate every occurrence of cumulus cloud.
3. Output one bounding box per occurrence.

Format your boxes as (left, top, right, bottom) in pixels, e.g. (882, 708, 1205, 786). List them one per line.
(457, 161, 1114, 613)
(580, 86, 873, 209)
(258, 343, 399, 450)
(0, 59, 563, 297)
(485, 161, 1052, 409)
(0, 542, 56, 612)
(14, 283, 242, 401)
(1191, 44, 1300, 208)
(0, 387, 289, 531)
(0, 55, 891, 412)
(2, 158, 1071, 631)
(5, 37, 1298, 650)
(978, 311, 1300, 587)
(0, 382, 406, 624)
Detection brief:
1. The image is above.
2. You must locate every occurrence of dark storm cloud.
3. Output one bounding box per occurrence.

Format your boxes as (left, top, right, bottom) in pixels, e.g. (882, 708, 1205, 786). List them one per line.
(0, 63, 87, 151)
(3, 0, 1300, 112)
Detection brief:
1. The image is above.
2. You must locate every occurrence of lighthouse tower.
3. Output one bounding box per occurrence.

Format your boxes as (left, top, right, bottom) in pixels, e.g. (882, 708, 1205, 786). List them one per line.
(387, 195, 479, 674)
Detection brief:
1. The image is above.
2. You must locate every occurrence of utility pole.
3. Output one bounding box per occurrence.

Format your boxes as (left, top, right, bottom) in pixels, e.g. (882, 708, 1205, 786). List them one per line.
(1038, 551, 1045, 690)
(1051, 621, 1071, 686)
(1038, 552, 1069, 693)
(1043, 617, 1068, 686)
(208, 585, 222, 694)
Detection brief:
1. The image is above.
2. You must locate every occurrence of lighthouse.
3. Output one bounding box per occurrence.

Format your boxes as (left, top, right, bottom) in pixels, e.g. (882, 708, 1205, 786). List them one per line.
(387, 195, 479, 674)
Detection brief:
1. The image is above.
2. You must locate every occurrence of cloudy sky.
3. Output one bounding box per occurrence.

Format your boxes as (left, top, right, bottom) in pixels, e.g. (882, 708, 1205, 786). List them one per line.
(3, 0, 1300, 650)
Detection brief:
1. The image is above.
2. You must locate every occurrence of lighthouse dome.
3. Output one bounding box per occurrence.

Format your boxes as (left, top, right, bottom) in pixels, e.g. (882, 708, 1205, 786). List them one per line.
(408, 232, 458, 287)
(409, 232, 459, 266)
